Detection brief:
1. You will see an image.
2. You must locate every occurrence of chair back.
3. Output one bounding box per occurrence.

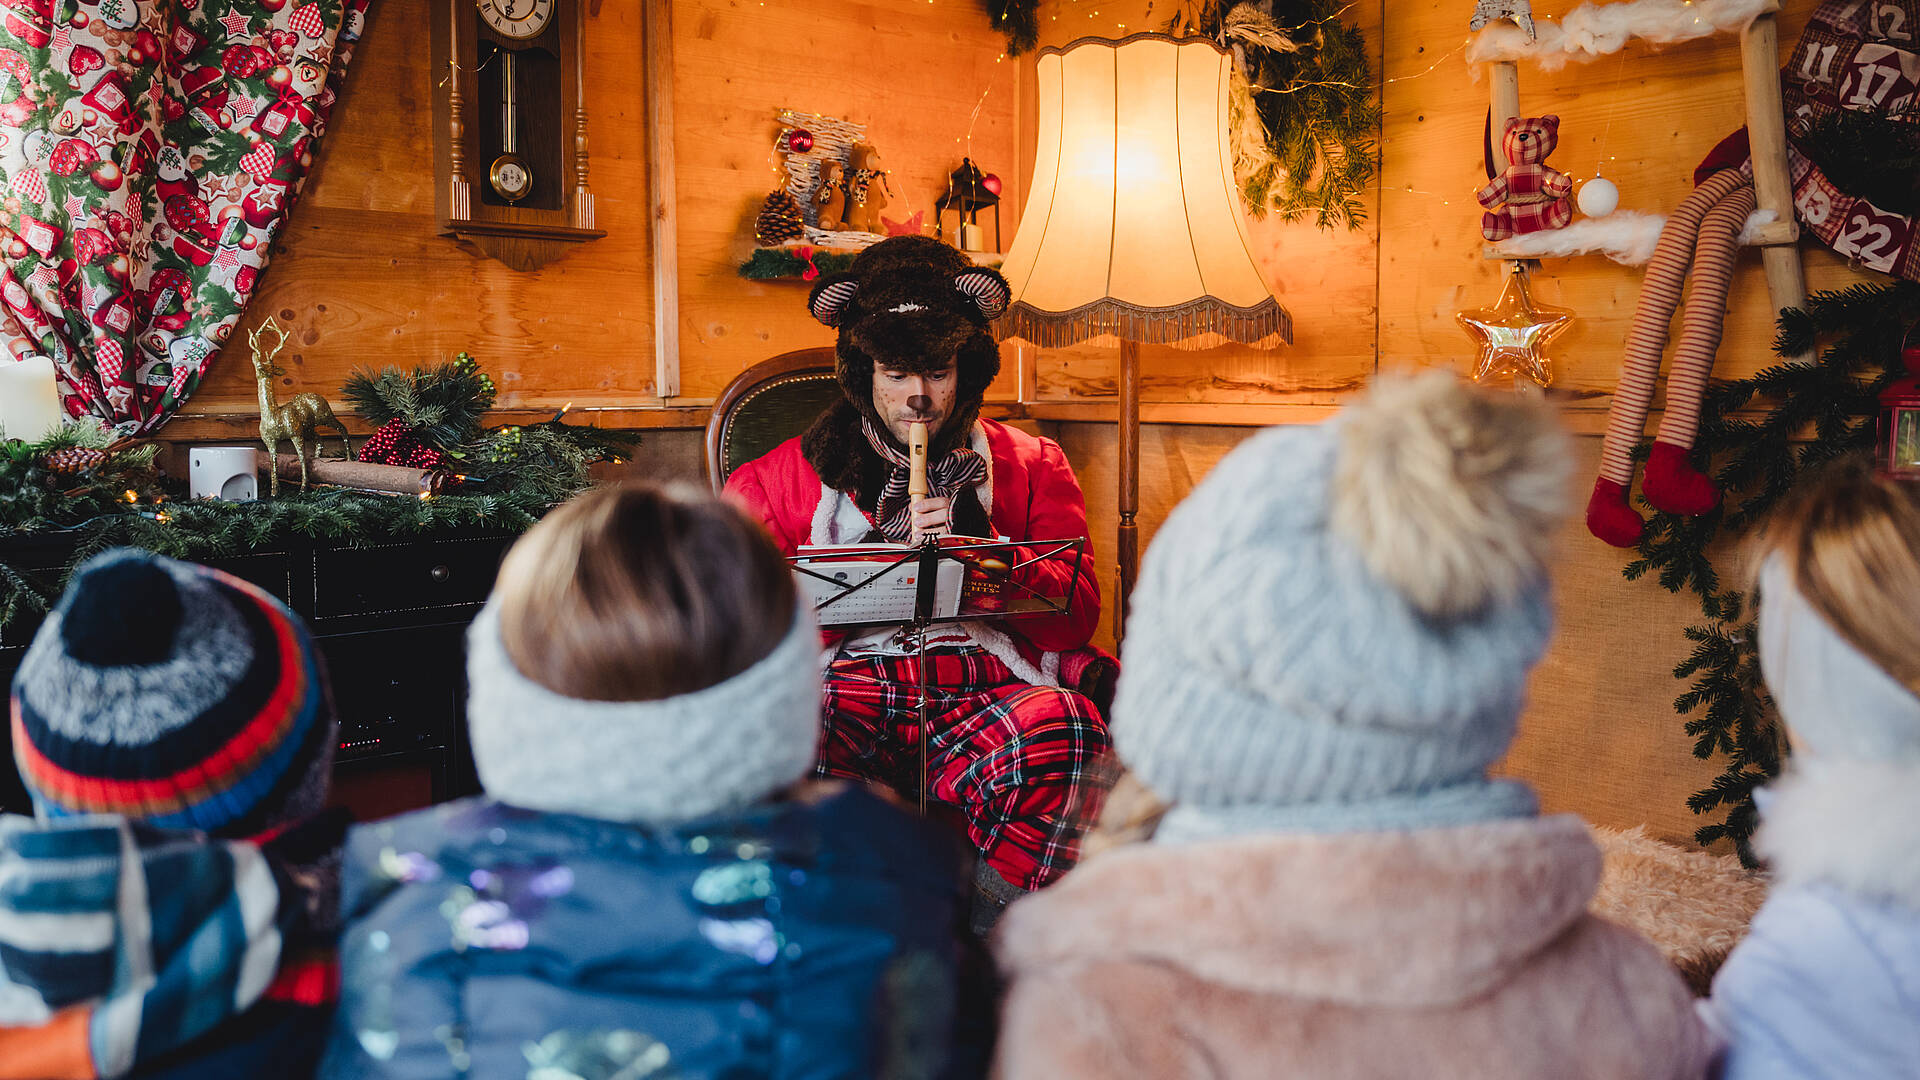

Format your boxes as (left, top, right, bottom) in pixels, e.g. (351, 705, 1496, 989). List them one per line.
(705, 348, 842, 491)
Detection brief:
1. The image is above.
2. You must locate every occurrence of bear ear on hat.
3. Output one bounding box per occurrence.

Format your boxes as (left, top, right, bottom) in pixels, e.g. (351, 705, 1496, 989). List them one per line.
(808, 274, 860, 328)
(953, 266, 1011, 321)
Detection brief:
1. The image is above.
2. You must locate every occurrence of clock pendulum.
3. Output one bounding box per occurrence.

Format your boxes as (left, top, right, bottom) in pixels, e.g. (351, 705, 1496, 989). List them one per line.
(437, 0, 600, 268)
(488, 49, 531, 204)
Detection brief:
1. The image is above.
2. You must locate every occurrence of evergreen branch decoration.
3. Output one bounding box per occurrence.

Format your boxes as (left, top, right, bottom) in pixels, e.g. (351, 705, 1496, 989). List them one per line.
(1175, 0, 1379, 229)
(1795, 106, 1920, 218)
(2, 370, 638, 637)
(1623, 280, 1920, 863)
(342, 353, 498, 451)
(984, 0, 1039, 54)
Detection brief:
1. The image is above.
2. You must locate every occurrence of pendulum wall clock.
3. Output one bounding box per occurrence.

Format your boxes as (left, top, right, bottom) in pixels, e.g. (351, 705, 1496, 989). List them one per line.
(431, 0, 603, 270)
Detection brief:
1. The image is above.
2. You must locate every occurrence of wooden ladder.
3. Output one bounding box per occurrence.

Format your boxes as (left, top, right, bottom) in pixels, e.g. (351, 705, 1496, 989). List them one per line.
(1484, 0, 1809, 352)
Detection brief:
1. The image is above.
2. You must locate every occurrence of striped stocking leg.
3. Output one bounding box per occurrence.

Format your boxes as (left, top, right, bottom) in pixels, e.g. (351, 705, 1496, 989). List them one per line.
(1642, 180, 1756, 515)
(1587, 169, 1750, 548)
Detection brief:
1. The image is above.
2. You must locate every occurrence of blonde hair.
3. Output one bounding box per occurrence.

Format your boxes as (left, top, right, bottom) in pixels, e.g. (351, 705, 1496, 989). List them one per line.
(1079, 769, 1170, 859)
(493, 480, 797, 702)
(1754, 456, 1920, 696)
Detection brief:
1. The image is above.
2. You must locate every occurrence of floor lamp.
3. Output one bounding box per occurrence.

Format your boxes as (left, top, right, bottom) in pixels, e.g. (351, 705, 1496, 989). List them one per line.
(995, 33, 1291, 642)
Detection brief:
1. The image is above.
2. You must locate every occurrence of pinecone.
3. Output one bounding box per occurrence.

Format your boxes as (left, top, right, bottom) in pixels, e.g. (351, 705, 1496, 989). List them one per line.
(40, 447, 109, 474)
(754, 184, 805, 245)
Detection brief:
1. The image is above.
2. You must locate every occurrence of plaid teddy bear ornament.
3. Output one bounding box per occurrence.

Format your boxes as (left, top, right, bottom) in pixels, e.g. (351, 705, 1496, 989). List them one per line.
(1477, 115, 1574, 242)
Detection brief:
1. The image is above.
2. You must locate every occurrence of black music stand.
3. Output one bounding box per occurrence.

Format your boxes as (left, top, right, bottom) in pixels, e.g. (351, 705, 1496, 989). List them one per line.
(791, 535, 1089, 812)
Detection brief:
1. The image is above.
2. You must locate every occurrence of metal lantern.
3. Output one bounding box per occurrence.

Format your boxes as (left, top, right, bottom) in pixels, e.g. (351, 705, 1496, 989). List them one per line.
(935, 158, 1001, 252)
(1880, 328, 1920, 477)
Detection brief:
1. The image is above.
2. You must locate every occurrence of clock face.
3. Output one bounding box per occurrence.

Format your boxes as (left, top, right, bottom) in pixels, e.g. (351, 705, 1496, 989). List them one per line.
(477, 0, 553, 40)
(490, 154, 532, 201)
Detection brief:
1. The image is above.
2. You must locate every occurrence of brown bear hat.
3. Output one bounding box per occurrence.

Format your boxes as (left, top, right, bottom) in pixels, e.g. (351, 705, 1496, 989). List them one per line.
(800, 236, 1011, 521)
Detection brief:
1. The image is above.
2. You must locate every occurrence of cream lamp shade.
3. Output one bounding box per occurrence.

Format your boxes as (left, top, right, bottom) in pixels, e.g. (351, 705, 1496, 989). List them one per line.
(997, 33, 1290, 349)
(996, 33, 1291, 641)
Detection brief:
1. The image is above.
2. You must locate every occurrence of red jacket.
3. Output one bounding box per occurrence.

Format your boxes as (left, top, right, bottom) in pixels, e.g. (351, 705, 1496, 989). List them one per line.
(723, 418, 1100, 668)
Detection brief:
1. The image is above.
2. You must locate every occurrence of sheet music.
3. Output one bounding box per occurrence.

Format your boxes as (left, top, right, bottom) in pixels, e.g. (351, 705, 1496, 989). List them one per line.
(793, 547, 965, 625)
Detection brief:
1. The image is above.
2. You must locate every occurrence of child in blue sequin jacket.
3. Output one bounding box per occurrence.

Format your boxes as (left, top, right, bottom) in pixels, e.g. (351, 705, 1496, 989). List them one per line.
(319, 481, 974, 1080)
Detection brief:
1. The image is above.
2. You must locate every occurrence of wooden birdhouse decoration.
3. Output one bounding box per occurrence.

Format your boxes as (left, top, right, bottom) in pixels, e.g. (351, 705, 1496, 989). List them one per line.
(431, 0, 603, 270)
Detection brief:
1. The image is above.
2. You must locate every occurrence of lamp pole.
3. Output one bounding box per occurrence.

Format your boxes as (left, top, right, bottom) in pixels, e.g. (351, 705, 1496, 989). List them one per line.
(1117, 338, 1140, 643)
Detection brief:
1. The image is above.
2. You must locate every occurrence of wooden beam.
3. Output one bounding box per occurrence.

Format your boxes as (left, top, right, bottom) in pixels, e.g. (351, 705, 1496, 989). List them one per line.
(1741, 11, 1809, 360)
(1488, 60, 1520, 174)
(160, 406, 714, 441)
(643, 0, 681, 397)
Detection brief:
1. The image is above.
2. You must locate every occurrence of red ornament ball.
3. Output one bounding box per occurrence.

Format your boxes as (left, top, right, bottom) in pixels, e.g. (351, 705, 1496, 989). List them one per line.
(786, 128, 814, 154)
(980, 173, 1002, 196)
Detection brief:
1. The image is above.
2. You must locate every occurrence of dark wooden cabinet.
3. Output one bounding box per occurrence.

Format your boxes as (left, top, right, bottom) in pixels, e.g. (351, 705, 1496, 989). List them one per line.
(0, 532, 510, 816)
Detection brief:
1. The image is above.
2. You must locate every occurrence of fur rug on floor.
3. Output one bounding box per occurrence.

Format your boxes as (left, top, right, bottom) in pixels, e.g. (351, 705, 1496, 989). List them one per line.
(1590, 825, 1769, 995)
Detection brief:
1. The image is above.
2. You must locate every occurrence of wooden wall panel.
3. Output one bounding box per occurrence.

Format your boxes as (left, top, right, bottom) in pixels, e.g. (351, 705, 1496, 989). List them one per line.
(185, 0, 660, 416)
(170, 0, 1020, 423)
(669, 0, 1021, 400)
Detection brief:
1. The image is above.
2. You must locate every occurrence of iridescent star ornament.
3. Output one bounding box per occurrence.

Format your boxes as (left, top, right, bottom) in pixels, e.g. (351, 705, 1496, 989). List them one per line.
(1456, 264, 1573, 389)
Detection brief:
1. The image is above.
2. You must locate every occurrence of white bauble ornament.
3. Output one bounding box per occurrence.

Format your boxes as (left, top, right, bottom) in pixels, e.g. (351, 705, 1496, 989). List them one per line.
(1577, 176, 1619, 218)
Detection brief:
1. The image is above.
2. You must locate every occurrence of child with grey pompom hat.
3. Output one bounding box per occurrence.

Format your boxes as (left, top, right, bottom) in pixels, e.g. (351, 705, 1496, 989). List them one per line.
(992, 372, 1715, 1080)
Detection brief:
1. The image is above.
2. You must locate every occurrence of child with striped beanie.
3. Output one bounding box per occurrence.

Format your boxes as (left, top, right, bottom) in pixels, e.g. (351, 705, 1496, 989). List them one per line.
(2, 549, 344, 1080)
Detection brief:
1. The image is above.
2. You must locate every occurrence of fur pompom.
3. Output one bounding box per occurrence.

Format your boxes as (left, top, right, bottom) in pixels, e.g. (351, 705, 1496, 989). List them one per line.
(1331, 372, 1571, 617)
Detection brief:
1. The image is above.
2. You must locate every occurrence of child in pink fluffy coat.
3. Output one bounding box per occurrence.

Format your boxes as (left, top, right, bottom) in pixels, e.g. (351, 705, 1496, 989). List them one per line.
(992, 373, 1716, 1079)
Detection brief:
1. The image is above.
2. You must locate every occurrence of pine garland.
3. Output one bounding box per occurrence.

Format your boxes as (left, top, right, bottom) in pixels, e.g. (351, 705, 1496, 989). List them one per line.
(1, 399, 638, 638)
(1213, 0, 1378, 229)
(0, 422, 165, 536)
(985, 0, 1040, 55)
(1624, 280, 1920, 863)
(1796, 107, 1920, 218)
(737, 247, 860, 281)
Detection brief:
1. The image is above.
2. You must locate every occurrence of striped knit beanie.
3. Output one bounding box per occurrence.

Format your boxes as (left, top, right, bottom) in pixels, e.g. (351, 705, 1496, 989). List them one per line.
(10, 549, 336, 838)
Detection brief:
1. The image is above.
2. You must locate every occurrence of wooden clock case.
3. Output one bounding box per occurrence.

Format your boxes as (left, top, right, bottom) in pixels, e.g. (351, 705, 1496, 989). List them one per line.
(430, 0, 604, 270)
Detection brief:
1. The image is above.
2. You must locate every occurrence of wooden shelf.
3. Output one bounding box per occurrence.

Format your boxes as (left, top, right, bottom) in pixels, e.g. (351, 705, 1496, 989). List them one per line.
(742, 242, 1003, 281)
(442, 219, 608, 243)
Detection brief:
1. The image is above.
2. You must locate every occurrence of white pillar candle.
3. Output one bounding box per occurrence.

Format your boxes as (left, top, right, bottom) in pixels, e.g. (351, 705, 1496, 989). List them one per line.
(0, 356, 62, 442)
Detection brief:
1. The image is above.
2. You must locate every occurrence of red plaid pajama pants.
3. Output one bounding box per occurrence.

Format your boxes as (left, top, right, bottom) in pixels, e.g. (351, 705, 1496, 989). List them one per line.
(819, 649, 1110, 891)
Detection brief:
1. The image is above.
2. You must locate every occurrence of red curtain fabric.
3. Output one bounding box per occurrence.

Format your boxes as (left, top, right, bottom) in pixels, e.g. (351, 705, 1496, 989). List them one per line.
(0, 0, 373, 436)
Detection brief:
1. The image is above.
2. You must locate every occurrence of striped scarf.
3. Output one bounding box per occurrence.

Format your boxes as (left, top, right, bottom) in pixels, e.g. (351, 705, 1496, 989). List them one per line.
(0, 812, 343, 1079)
(861, 418, 987, 542)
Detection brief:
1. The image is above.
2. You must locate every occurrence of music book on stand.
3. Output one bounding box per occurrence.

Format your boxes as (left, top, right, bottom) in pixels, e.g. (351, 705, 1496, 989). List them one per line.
(790, 536, 1087, 628)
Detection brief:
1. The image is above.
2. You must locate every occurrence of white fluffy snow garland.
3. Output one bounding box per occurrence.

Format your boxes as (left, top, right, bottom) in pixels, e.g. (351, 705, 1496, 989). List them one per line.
(1468, 0, 1775, 70)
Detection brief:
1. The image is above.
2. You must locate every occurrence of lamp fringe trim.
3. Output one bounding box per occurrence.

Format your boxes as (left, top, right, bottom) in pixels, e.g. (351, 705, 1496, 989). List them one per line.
(996, 296, 1293, 349)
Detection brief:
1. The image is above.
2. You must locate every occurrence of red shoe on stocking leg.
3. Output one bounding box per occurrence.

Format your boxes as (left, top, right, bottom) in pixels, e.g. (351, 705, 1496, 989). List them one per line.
(1587, 477, 1645, 548)
(1643, 440, 1720, 516)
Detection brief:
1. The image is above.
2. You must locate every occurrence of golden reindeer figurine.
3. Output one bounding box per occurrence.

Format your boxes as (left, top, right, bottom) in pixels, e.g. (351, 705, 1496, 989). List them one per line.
(251, 318, 349, 496)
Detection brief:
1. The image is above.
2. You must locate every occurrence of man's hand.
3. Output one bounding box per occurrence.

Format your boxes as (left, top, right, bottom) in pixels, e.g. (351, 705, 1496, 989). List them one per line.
(909, 496, 951, 543)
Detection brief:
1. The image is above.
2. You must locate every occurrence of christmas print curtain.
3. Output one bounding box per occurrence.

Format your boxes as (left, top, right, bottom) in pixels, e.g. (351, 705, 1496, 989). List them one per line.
(0, 0, 372, 436)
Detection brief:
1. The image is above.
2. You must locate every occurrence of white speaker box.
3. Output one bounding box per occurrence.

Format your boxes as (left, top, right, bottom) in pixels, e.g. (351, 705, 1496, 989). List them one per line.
(189, 446, 258, 501)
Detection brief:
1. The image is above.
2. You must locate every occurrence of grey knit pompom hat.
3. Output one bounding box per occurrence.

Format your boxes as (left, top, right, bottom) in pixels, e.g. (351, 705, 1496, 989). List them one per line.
(1112, 372, 1573, 838)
